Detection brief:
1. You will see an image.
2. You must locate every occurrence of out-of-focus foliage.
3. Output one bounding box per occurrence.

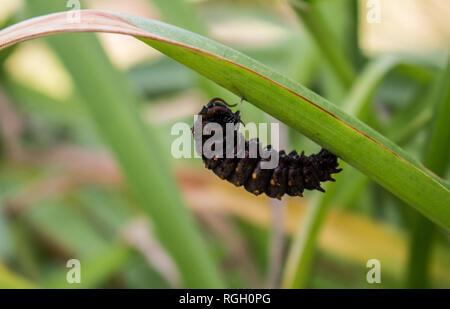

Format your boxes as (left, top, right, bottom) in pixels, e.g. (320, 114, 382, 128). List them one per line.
(0, 0, 448, 289)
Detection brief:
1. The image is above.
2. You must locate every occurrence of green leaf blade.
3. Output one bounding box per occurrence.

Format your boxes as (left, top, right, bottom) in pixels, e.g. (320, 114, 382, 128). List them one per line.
(1, 9, 448, 231)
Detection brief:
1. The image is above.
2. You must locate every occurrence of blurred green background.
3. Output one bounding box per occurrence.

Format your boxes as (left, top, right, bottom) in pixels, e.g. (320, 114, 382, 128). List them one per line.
(0, 0, 449, 289)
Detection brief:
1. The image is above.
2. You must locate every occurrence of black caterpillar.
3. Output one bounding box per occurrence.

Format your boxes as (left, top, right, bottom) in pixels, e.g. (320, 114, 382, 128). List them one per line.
(192, 98, 342, 200)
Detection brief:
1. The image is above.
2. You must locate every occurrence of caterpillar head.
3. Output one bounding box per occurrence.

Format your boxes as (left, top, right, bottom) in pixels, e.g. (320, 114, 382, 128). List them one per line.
(199, 97, 242, 127)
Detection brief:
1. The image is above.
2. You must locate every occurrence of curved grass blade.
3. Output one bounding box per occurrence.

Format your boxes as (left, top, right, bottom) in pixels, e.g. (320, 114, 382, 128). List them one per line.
(0, 10, 448, 231)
